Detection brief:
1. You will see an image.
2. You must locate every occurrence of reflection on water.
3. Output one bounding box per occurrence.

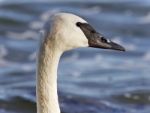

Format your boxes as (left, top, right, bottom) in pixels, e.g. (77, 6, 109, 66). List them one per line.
(0, 1, 150, 113)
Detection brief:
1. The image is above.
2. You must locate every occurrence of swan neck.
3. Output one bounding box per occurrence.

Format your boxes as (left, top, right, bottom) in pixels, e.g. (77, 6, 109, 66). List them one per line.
(36, 42, 62, 113)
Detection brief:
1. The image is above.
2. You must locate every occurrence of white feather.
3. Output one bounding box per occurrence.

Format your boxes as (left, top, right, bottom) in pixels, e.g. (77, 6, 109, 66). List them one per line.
(36, 12, 89, 113)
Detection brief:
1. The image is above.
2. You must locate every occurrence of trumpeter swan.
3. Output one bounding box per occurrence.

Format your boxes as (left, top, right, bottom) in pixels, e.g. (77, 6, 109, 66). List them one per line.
(36, 12, 125, 113)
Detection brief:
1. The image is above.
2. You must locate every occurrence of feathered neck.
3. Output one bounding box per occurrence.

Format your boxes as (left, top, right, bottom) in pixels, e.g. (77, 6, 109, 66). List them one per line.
(36, 38, 62, 113)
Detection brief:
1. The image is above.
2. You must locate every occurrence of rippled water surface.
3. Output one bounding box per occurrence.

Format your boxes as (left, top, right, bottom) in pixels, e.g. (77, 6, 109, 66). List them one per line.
(0, 0, 150, 113)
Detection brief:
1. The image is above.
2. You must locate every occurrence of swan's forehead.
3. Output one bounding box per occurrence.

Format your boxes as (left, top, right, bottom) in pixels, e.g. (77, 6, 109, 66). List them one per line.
(54, 13, 87, 24)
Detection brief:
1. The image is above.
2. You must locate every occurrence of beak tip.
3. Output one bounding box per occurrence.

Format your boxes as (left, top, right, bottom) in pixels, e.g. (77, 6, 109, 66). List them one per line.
(119, 47, 126, 52)
(110, 41, 126, 52)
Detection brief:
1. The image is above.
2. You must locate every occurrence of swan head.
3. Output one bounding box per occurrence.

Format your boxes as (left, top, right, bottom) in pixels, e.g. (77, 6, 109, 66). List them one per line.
(49, 13, 125, 52)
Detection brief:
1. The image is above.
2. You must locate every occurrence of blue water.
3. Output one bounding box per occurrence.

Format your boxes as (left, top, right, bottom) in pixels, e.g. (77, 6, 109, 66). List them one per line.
(0, 1, 150, 113)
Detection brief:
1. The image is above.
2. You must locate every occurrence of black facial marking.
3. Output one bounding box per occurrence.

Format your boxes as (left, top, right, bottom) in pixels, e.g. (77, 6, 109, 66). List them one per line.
(76, 22, 105, 47)
(76, 22, 97, 36)
(76, 22, 125, 51)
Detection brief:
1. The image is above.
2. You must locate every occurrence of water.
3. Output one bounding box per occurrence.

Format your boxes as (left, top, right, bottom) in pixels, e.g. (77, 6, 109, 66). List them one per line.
(0, 0, 150, 113)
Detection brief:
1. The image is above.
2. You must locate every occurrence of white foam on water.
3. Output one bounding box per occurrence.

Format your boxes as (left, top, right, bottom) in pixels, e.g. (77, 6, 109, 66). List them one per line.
(63, 52, 79, 62)
(125, 43, 136, 51)
(29, 52, 36, 61)
(22, 64, 35, 72)
(100, 100, 128, 112)
(6, 30, 38, 40)
(112, 37, 137, 51)
(40, 9, 60, 22)
(95, 54, 103, 62)
(79, 6, 102, 16)
(132, 95, 140, 100)
(0, 45, 8, 58)
(29, 21, 44, 30)
(29, 9, 61, 30)
(124, 93, 132, 98)
(0, 58, 15, 67)
(72, 71, 81, 78)
(22, 93, 35, 102)
(0, 59, 8, 67)
(139, 12, 150, 24)
(142, 52, 150, 61)
(112, 37, 122, 44)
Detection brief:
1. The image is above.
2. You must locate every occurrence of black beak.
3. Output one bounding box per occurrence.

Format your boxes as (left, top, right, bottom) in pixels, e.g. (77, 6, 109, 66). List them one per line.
(88, 36, 125, 51)
(104, 40, 125, 51)
(76, 22, 125, 51)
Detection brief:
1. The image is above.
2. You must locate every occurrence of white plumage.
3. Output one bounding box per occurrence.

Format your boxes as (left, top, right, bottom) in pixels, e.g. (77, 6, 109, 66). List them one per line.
(37, 13, 90, 113)
(36, 12, 125, 113)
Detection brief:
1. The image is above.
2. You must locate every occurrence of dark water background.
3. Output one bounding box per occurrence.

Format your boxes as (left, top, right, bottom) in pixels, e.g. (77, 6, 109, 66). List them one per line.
(0, 0, 150, 113)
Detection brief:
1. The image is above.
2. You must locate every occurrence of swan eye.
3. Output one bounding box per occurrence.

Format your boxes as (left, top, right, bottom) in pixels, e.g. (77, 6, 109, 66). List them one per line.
(101, 37, 108, 43)
(76, 22, 81, 27)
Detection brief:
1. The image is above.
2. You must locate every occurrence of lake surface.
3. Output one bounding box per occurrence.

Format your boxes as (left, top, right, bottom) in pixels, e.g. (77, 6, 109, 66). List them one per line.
(0, 0, 150, 113)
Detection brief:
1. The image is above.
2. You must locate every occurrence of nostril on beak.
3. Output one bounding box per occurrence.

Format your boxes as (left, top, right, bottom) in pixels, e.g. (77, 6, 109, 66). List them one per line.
(101, 37, 108, 43)
(91, 30, 96, 33)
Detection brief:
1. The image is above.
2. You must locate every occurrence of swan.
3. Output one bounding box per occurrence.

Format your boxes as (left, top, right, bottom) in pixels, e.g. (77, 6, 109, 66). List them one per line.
(36, 12, 125, 113)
